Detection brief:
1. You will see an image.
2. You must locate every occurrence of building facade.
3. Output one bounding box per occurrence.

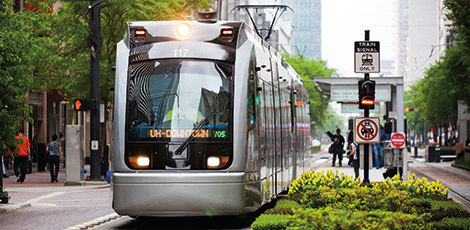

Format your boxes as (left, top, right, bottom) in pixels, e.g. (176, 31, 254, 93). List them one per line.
(281, 0, 321, 59)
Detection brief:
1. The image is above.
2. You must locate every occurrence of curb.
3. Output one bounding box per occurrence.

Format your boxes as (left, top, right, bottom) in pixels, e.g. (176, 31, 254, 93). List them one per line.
(65, 213, 121, 230)
(452, 163, 470, 171)
(0, 202, 31, 214)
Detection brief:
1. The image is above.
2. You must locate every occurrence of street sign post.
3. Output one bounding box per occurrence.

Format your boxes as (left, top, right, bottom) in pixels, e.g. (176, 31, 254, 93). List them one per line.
(390, 132, 406, 148)
(354, 117, 381, 144)
(354, 41, 380, 73)
(354, 30, 380, 184)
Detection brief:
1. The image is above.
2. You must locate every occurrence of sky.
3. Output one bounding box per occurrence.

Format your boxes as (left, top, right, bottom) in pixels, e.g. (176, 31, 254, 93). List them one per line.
(321, 0, 395, 77)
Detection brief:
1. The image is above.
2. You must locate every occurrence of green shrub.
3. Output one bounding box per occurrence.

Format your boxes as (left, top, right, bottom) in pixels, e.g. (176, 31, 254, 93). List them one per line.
(454, 156, 470, 168)
(373, 174, 449, 199)
(264, 207, 294, 215)
(275, 199, 302, 209)
(289, 169, 360, 195)
(430, 199, 466, 210)
(310, 145, 321, 153)
(288, 207, 431, 230)
(430, 208, 470, 222)
(409, 198, 432, 213)
(287, 193, 303, 203)
(433, 217, 470, 230)
(251, 214, 289, 230)
(299, 184, 419, 213)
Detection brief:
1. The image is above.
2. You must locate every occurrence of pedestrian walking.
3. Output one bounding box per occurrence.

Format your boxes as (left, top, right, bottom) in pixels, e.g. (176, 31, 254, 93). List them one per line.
(329, 128, 345, 167)
(46, 134, 62, 183)
(13, 129, 30, 183)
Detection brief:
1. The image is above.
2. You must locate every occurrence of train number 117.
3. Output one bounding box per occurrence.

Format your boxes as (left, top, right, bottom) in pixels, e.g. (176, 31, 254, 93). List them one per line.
(173, 49, 189, 57)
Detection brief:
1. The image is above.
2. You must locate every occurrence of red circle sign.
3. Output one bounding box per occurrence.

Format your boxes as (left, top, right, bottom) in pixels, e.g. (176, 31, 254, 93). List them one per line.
(391, 133, 406, 148)
(356, 119, 378, 141)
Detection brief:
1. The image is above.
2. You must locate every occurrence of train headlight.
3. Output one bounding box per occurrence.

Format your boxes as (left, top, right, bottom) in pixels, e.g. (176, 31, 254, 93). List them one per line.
(207, 157, 220, 168)
(207, 156, 229, 169)
(175, 23, 191, 40)
(129, 155, 150, 168)
(137, 156, 150, 167)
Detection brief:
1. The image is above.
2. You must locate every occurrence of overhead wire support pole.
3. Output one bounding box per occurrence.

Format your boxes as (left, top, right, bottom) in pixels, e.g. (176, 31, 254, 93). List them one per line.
(82, 0, 110, 181)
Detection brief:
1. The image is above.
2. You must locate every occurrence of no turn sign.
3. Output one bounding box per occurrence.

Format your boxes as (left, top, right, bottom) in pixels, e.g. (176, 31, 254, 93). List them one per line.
(390, 132, 406, 148)
(354, 117, 380, 144)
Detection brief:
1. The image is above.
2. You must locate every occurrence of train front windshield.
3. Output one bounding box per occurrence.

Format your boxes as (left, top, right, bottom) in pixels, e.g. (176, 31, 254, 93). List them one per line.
(127, 60, 232, 142)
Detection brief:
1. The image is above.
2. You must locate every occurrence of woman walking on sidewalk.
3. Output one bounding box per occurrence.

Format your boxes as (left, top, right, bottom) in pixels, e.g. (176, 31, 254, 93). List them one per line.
(46, 134, 62, 183)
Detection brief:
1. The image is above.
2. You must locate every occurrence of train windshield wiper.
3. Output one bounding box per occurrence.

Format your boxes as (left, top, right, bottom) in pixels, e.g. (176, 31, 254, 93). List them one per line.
(173, 91, 229, 155)
(173, 118, 210, 155)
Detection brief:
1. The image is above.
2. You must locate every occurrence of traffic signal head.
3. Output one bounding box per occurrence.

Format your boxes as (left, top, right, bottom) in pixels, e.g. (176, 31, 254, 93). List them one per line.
(405, 107, 415, 112)
(358, 80, 375, 109)
(74, 99, 89, 111)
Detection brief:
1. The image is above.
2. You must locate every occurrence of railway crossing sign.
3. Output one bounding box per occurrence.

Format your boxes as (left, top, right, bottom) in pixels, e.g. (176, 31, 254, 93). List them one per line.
(354, 117, 380, 144)
(390, 132, 406, 148)
(354, 41, 380, 73)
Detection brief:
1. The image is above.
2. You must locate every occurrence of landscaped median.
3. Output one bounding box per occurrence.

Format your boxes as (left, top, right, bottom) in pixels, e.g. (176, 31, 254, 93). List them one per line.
(251, 170, 470, 230)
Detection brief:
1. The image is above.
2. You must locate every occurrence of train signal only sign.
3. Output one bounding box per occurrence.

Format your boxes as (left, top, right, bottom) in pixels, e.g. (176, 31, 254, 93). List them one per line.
(354, 117, 380, 144)
(390, 132, 406, 148)
(354, 41, 380, 73)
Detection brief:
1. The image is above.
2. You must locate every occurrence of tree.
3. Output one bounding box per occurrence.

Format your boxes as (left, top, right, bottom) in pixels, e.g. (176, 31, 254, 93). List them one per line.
(406, 0, 470, 146)
(282, 54, 338, 132)
(443, 0, 470, 109)
(35, 0, 213, 106)
(0, 0, 43, 154)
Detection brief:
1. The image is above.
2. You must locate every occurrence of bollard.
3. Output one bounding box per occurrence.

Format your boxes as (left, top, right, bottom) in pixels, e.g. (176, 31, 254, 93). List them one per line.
(414, 146, 418, 157)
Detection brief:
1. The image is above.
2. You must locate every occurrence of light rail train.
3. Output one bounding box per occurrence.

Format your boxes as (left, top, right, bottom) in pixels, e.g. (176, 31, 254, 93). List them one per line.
(111, 15, 312, 217)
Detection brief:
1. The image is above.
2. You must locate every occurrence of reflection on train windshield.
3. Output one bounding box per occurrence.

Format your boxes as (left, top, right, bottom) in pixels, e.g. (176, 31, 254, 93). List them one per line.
(127, 60, 232, 141)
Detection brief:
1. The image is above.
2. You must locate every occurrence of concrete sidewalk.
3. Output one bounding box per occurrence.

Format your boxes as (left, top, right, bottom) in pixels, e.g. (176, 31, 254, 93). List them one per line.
(0, 168, 109, 214)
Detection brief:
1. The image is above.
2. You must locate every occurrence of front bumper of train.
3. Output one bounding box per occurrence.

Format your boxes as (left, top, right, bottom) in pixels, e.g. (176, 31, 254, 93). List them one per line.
(112, 171, 246, 217)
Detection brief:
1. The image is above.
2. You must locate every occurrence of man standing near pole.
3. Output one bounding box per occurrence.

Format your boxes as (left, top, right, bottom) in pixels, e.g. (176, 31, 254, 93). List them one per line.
(330, 129, 345, 167)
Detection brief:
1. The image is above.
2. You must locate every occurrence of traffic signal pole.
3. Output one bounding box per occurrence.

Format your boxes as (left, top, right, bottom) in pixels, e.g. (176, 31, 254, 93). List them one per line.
(89, 0, 102, 181)
(363, 30, 370, 184)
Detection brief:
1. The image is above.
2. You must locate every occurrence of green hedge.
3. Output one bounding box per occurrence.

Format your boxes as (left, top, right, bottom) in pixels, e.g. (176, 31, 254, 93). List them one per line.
(433, 218, 470, 230)
(252, 170, 470, 230)
(251, 214, 289, 230)
(289, 207, 431, 230)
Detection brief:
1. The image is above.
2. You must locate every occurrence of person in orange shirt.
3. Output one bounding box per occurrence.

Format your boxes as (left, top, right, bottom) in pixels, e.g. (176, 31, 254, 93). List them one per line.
(13, 129, 30, 183)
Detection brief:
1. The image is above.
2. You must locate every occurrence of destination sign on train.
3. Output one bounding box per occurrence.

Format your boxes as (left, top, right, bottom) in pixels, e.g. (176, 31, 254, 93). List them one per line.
(148, 129, 228, 138)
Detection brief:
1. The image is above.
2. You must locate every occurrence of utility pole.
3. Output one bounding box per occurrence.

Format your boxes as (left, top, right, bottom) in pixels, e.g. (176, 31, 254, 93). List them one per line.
(83, 0, 109, 180)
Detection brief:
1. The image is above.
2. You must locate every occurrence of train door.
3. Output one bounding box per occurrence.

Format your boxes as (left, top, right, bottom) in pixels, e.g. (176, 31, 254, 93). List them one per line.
(246, 51, 260, 174)
(246, 51, 263, 205)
